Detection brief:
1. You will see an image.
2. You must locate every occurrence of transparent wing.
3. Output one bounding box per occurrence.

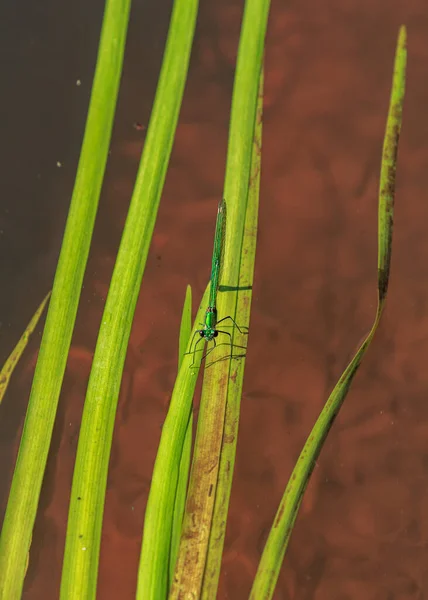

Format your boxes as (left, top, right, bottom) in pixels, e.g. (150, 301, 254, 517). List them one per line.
(208, 198, 226, 308)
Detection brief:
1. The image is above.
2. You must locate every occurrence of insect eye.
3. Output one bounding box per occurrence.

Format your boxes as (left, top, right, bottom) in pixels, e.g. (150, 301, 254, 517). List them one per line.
(213, 331, 218, 338)
(199, 331, 204, 338)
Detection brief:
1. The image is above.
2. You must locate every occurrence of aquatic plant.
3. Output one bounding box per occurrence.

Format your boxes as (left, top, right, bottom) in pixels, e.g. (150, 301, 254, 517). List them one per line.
(0, 0, 406, 598)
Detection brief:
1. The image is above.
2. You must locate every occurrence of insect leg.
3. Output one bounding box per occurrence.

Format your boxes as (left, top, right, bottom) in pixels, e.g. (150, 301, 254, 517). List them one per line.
(216, 316, 248, 335)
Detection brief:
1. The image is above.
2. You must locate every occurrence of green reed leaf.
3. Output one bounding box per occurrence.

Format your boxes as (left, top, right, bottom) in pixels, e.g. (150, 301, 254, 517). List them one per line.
(250, 25, 407, 600)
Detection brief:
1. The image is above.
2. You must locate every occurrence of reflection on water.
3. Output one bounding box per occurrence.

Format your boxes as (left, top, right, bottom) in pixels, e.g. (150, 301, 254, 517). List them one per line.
(1, 0, 427, 598)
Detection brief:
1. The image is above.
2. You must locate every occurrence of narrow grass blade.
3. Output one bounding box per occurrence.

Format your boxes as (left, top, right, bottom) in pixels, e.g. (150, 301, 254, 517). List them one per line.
(250, 25, 407, 600)
(60, 2, 199, 598)
(170, 1, 271, 598)
(137, 284, 208, 600)
(178, 286, 192, 371)
(201, 66, 264, 599)
(0, 291, 51, 406)
(0, 2, 131, 597)
(170, 285, 193, 580)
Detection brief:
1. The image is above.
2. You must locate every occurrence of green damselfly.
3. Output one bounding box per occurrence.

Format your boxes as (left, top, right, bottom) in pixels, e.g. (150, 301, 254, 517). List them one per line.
(187, 198, 247, 366)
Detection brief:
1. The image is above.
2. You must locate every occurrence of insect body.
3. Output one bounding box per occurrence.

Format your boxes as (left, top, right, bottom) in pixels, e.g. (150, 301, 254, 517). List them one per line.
(188, 199, 247, 366)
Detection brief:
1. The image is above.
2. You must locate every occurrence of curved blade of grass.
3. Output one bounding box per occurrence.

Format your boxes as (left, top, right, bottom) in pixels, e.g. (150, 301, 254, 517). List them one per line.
(250, 25, 407, 600)
(0, 2, 131, 597)
(0, 291, 51, 406)
(170, 285, 193, 581)
(178, 286, 192, 371)
(201, 66, 264, 599)
(137, 284, 208, 600)
(60, 2, 199, 598)
(169, 1, 271, 597)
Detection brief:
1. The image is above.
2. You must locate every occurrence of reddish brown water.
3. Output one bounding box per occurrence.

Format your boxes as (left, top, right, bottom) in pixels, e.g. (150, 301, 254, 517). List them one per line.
(1, 0, 428, 598)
